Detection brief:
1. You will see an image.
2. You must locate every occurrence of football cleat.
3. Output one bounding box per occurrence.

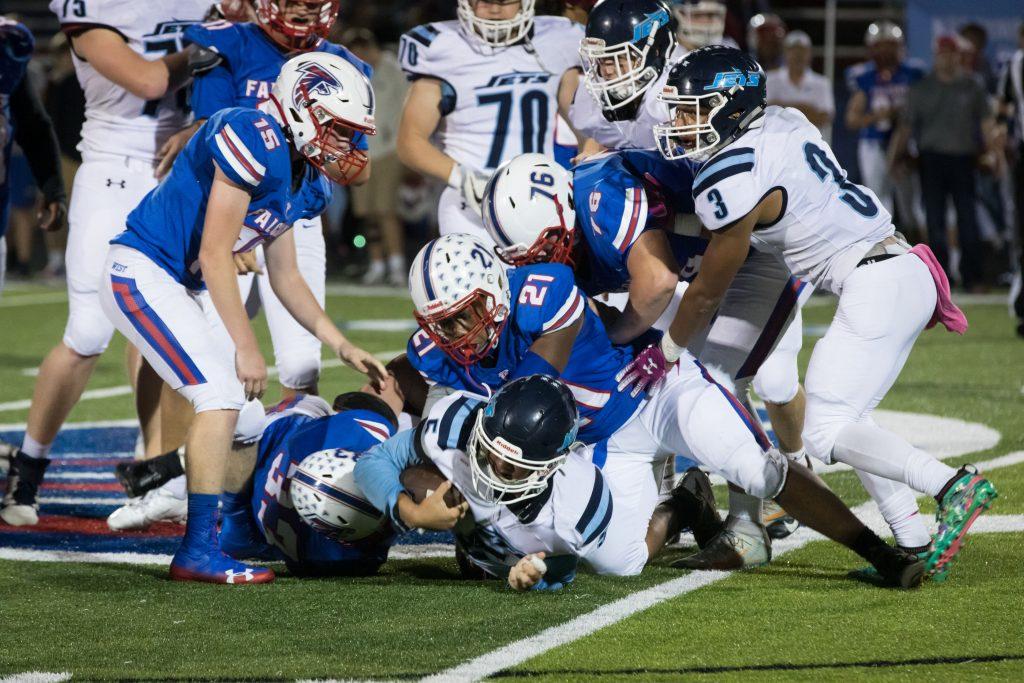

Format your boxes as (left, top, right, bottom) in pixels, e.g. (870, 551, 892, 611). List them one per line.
(169, 547, 275, 585)
(668, 468, 724, 548)
(219, 508, 276, 561)
(848, 544, 930, 585)
(927, 466, 997, 580)
(1, 451, 50, 527)
(107, 482, 187, 531)
(858, 543, 926, 589)
(115, 450, 183, 499)
(672, 516, 771, 570)
(762, 500, 800, 540)
(0, 440, 14, 471)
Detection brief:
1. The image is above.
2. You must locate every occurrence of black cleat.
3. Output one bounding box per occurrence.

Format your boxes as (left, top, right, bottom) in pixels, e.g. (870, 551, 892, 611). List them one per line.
(115, 449, 184, 498)
(1, 451, 50, 526)
(860, 544, 926, 589)
(670, 468, 725, 549)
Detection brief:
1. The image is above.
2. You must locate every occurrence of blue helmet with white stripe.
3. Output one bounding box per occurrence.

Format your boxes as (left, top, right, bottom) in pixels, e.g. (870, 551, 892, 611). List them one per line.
(469, 375, 579, 505)
(290, 448, 389, 542)
(269, 52, 376, 184)
(654, 46, 765, 162)
(482, 154, 577, 267)
(409, 234, 511, 366)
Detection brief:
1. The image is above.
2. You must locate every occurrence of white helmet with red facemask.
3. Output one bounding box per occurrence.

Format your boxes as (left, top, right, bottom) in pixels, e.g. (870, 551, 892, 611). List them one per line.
(482, 154, 576, 267)
(270, 52, 376, 185)
(409, 234, 511, 366)
(256, 0, 339, 50)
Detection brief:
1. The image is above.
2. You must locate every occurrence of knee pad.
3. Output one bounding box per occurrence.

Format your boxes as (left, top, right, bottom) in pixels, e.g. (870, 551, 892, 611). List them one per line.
(738, 448, 789, 500)
(752, 361, 799, 405)
(275, 353, 321, 391)
(181, 381, 245, 414)
(234, 399, 268, 444)
(802, 413, 842, 465)
(63, 310, 114, 357)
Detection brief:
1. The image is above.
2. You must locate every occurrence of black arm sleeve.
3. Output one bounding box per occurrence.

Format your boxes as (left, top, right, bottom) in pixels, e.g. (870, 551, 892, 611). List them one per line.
(11, 77, 66, 205)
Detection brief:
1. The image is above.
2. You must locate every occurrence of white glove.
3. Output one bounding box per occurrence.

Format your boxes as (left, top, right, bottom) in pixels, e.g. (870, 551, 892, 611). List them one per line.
(448, 163, 491, 218)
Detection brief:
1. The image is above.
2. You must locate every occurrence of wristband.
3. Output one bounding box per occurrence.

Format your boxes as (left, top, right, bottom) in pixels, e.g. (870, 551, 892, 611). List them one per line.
(659, 332, 685, 364)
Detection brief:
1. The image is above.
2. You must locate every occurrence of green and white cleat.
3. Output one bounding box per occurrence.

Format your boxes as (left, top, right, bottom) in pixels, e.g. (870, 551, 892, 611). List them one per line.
(927, 467, 997, 582)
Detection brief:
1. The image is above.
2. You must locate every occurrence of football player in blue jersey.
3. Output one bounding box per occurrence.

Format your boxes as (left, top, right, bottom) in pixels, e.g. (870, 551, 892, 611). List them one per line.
(96, 53, 385, 584)
(0, 18, 67, 294)
(219, 391, 400, 577)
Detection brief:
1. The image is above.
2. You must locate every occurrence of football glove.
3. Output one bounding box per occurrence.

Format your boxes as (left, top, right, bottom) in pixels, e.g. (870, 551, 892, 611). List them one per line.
(448, 163, 490, 218)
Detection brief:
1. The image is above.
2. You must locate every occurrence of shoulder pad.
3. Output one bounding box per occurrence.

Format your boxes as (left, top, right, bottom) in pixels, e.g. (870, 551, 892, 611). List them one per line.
(420, 392, 485, 454)
(205, 108, 278, 189)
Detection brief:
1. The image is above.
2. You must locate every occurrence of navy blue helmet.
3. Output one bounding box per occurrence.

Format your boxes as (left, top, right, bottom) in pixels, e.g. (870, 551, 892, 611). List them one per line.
(580, 0, 677, 121)
(655, 45, 765, 162)
(468, 375, 579, 504)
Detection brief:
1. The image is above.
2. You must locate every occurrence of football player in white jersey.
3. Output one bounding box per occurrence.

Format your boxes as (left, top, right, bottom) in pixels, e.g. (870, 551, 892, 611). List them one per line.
(395, 1, 585, 243)
(2, 0, 210, 527)
(647, 46, 998, 581)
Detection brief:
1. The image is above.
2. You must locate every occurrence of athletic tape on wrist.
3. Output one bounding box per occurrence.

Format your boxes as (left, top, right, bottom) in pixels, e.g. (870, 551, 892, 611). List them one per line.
(660, 333, 684, 363)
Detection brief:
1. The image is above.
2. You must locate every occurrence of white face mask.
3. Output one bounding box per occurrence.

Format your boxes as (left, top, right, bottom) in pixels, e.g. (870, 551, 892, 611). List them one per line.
(467, 410, 567, 506)
(653, 90, 729, 162)
(580, 22, 673, 112)
(456, 0, 536, 49)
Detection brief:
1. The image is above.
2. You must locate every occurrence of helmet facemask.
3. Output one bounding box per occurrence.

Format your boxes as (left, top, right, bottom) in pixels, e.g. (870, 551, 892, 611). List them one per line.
(256, 0, 339, 50)
(492, 192, 576, 267)
(457, 0, 536, 49)
(655, 89, 732, 162)
(415, 290, 508, 366)
(581, 29, 668, 113)
(467, 410, 568, 505)
(284, 79, 375, 185)
(675, 1, 726, 48)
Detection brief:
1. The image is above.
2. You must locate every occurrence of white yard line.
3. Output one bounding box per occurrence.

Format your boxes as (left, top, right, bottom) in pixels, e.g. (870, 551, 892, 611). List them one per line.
(0, 350, 404, 414)
(0, 672, 73, 683)
(423, 450, 1024, 683)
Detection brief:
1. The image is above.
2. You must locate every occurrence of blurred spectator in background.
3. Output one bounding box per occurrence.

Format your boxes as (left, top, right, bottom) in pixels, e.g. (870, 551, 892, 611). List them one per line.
(766, 30, 833, 141)
(342, 28, 410, 286)
(42, 32, 84, 279)
(998, 22, 1024, 335)
(959, 23, 997, 93)
(562, 0, 596, 25)
(895, 34, 996, 292)
(1, 18, 66, 292)
(747, 12, 785, 71)
(673, 0, 735, 51)
(845, 21, 924, 238)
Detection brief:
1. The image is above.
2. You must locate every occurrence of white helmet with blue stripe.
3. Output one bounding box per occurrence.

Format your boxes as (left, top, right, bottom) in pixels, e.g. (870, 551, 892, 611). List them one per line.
(409, 234, 511, 366)
(482, 153, 577, 267)
(289, 448, 388, 542)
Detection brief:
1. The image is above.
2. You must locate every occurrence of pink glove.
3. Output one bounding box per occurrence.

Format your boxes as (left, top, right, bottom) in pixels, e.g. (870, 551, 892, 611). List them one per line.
(615, 344, 675, 398)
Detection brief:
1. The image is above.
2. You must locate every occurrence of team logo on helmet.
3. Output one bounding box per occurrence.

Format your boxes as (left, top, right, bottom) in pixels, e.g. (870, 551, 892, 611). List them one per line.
(633, 9, 671, 42)
(295, 61, 342, 101)
(704, 68, 760, 91)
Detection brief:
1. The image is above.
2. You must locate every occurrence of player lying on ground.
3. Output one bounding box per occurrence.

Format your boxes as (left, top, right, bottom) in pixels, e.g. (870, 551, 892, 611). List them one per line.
(218, 392, 400, 577)
(481, 151, 806, 564)
(357, 375, 718, 588)
(643, 45, 997, 581)
(95, 53, 385, 584)
(402, 235, 926, 585)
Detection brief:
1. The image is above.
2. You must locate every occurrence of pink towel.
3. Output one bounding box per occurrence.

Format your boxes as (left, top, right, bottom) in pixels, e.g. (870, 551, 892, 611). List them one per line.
(910, 244, 968, 335)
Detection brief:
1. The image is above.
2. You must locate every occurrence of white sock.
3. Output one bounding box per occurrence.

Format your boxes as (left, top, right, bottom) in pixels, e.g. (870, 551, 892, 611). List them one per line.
(20, 434, 52, 459)
(387, 253, 405, 274)
(727, 487, 763, 526)
(832, 422, 956, 497)
(855, 470, 931, 548)
(163, 474, 187, 500)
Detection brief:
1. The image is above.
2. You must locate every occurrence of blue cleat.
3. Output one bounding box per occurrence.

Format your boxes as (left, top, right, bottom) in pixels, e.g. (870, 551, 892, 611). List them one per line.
(170, 546, 275, 585)
(218, 509, 277, 561)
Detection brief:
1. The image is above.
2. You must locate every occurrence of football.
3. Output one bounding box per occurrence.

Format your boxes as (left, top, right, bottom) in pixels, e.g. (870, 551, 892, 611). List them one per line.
(399, 461, 466, 508)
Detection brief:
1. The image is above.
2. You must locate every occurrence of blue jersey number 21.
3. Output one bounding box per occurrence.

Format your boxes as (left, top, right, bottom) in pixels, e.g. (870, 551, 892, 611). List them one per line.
(803, 142, 878, 218)
(477, 90, 549, 169)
